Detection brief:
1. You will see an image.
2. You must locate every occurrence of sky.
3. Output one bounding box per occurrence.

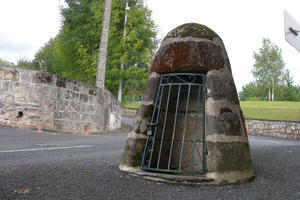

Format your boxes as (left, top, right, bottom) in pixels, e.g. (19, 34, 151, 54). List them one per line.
(0, 0, 63, 63)
(0, 0, 300, 91)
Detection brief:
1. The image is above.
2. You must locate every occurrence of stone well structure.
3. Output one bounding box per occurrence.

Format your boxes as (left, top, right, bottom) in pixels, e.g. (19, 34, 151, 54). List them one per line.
(120, 23, 254, 184)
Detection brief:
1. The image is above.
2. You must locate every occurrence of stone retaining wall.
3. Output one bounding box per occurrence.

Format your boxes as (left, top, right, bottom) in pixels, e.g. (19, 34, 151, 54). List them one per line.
(0, 65, 121, 134)
(246, 118, 300, 140)
(121, 107, 137, 118)
(121, 108, 300, 140)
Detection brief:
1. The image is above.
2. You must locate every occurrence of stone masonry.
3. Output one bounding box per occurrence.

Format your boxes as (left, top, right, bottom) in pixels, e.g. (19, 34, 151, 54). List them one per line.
(0, 65, 121, 134)
(246, 119, 300, 140)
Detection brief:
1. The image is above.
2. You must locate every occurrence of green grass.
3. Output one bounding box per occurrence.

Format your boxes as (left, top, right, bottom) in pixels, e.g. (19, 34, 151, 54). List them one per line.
(122, 101, 141, 109)
(240, 101, 300, 109)
(122, 100, 300, 121)
(240, 101, 300, 121)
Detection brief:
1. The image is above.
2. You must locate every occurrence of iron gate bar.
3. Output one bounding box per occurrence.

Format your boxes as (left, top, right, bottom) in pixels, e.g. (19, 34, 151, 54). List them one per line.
(191, 85, 202, 171)
(162, 73, 203, 84)
(141, 73, 205, 174)
(148, 84, 165, 168)
(202, 84, 206, 173)
(196, 143, 202, 158)
(179, 84, 191, 170)
(167, 85, 181, 170)
(157, 85, 172, 168)
(160, 83, 202, 86)
(141, 76, 163, 168)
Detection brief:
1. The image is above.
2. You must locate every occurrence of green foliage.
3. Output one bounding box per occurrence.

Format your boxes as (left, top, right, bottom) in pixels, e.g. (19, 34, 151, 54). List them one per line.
(1, 56, 33, 69)
(122, 100, 141, 109)
(252, 38, 286, 100)
(276, 84, 300, 101)
(239, 81, 300, 102)
(247, 96, 261, 101)
(240, 38, 300, 102)
(239, 82, 266, 101)
(0, 58, 14, 66)
(32, 0, 157, 96)
(31, 38, 58, 73)
(17, 58, 33, 69)
(123, 66, 148, 95)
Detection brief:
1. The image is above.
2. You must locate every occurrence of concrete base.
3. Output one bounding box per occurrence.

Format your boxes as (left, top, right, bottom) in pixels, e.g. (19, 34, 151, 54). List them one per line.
(206, 169, 255, 185)
(119, 165, 254, 185)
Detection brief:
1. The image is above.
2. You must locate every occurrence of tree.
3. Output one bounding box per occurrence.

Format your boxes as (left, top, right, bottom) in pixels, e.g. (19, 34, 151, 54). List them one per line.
(276, 71, 300, 101)
(252, 38, 286, 101)
(239, 82, 267, 101)
(31, 38, 57, 73)
(32, 0, 158, 98)
(17, 58, 33, 69)
(123, 66, 148, 95)
(240, 57, 300, 101)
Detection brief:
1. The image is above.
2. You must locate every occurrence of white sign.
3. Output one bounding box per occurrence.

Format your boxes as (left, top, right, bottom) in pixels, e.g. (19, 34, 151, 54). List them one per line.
(284, 10, 300, 52)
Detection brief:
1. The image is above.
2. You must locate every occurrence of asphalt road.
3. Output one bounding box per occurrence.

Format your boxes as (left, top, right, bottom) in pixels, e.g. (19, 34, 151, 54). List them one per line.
(121, 116, 134, 127)
(0, 127, 300, 200)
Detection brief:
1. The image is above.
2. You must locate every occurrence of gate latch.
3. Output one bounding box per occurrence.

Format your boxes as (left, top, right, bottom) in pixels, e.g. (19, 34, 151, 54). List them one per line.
(146, 123, 157, 136)
(146, 129, 152, 136)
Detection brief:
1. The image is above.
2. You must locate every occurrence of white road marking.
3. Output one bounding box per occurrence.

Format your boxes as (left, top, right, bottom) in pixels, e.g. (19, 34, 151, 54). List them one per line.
(0, 145, 94, 153)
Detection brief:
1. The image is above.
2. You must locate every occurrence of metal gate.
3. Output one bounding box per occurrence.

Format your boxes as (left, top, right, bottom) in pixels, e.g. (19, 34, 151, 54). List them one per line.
(141, 73, 206, 174)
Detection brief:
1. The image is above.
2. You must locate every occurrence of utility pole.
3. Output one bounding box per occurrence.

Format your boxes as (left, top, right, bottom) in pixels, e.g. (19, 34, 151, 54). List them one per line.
(117, 0, 129, 102)
(96, 0, 112, 89)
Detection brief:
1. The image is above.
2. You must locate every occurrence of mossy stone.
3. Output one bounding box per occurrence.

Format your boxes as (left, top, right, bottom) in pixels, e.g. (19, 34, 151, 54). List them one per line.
(164, 23, 220, 40)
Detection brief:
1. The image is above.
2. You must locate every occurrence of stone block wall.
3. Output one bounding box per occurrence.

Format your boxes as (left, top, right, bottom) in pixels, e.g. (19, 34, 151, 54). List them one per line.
(245, 119, 300, 140)
(121, 108, 137, 118)
(0, 65, 121, 134)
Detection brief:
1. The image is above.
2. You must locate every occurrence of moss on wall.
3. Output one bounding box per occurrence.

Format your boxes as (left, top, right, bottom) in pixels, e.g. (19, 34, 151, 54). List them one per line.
(165, 23, 220, 40)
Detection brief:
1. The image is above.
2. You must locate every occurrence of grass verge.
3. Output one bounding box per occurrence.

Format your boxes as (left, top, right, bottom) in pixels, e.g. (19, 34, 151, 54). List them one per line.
(240, 101, 300, 121)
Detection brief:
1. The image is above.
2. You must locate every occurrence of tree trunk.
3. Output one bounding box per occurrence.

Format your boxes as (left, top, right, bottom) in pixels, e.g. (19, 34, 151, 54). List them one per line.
(272, 78, 275, 101)
(96, 0, 112, 89)
(268, 88, 271, 101)
(272, 86, 275, 101)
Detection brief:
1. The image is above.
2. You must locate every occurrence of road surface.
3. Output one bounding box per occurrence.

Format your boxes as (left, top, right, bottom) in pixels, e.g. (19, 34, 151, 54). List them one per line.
(0, 126, 300, 200)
